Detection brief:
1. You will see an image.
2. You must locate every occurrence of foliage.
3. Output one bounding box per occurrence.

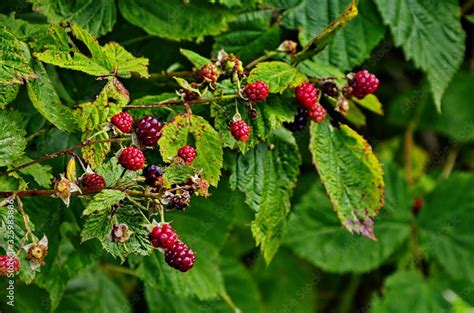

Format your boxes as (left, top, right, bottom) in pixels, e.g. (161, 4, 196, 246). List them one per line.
(0, 1, 473, 312)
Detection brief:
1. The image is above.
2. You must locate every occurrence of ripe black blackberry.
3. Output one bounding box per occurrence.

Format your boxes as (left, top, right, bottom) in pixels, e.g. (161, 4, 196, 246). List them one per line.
(143, 165, 163, 187)
(135, 116, 163, 147)
(284, 108, 308, 132)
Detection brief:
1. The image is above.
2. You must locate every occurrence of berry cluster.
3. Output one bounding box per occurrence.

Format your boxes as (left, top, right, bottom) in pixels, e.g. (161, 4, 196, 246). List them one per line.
(0, 255, 19, 276)
(143, 165, 163, 187)
(295, 82, 326, 124)
(178, 145, 197, 164)
(136, 115, 163, 147)
(197, 63, 220, 85)
(148, 224, 196, 272)
(81, 173, 106, 188)
(231, 120, 251, 142)
(244, 81, 269, 102)
(350, 70, 379, 99)
(111, 112, 134, 133)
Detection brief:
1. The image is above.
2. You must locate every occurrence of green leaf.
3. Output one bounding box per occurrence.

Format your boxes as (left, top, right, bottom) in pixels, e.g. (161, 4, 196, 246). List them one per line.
(417, 173, 474, 282)
(467, 14, 474, 24)
(14, 156, 53, 188)
(26, 60, 78, 132)
(353, 94, 383, 115)
(36, 222, 98, 310)
(248, 61, 306, 93)
(29, 0, 117, 36)
(82, 189, 126, 216)
(371, 271, 450, 313)
(34, 24, 149, 78)
(284, 164, 412, 273)
(212, 94, 295, 153)
(162, 165, 197, 187)
(373, 0, 465, 111)
(144, 257, 263, 313)
(252, 249, 317, 313)
(159, 114, 223, 186)
(213, 10, 281, 63)
(0, 28, 36, 85)
(56, 269, 131, 313)
(0, 83, 19, 108)
(0, 110, 27, 167)
(228, 128, 301, 263)
(75, 78, 130, 168)
(389, 72, 474, 143)
(81, 204, 153, 262)
(309, 118, 384, 239)
(119, 0, 236, 41)
(180, 49, 210, 68)
(95, 157, 138, 187)
(285, 0, 383, 68)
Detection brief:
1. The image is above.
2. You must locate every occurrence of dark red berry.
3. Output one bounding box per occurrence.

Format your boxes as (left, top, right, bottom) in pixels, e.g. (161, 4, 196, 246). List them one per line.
(178, 145, 197, 164)
(149, 224, 178, 249)
(0, 255, 19, 276)
(284, 108, 308, 132)
(135, 116, 163, 147)
(412, 198, 424, 215)
(119, 147, 145, 171)
(111, 112, 134, 133)
(197, 63, 220, 84)
(81, 173, 106, 188)
(165, 190, 191, 210)
(143, 165, 163, 187)
(350, 70, 379, 99)
(244, 81, 269, 102)
(307, 104, 326, 123)
(321, 81, 339, 97)
(165, 241, 196, 272)
(181, 83, 199, 101)
(231, 120, 251, 142)
(295, 83, 318, 108)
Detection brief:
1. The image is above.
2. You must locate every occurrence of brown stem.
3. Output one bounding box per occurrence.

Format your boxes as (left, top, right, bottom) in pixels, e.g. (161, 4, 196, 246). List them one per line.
(0, 138, 129, 177)
(0, 188, 164, 199)
(124, 94, 238, 109)
(404, 123, 414, 184)
(149, 70, 195, 79)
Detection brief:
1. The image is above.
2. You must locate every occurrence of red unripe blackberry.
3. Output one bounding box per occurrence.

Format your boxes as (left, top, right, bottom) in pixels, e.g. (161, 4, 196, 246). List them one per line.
(81, 173, 106, 188)
(149, 224, 178, 250)
(350, 70, 379, 99)
(135, 116, 163, 147)
(231, 120, 251, 142)
(0, 255, 19, 276)
(111, 112, 134, 133)
(244, 81, 269, 102)
(295, 83, 318, 108)
(165, 241, 196, 272)
(197, 63, 220, 84)
(119, 147, 145, 171)
(143, 165, 163, 187)
(178, 145, 197, 164)
(307, 104, 326, 123)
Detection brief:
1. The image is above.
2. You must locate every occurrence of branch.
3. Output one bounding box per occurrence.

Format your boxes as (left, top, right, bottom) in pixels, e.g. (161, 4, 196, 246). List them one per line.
(0, 188, 164, 199)
(124, 94, 238, 109)
(0, 138, 129, 177)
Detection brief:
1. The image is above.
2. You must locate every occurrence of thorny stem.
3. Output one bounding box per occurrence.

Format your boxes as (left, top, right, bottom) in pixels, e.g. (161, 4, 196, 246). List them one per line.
(0, 188, 164, 200)
(124, 94, 238, 109)
(0, 138, 130, 178)
(16, 196, 33, 240)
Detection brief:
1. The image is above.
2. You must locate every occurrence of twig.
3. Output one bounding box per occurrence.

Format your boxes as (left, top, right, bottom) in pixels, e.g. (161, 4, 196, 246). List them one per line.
(124, 94, 238, 109)
(16, 196, 34, 240)
(439, 145, 460, 180)
(404, 123, 414, 184)
(0, 138, 129, 177)
(245, 51, 279, 70)
(0, 188, 165, 199)
(149, 70, 195, 79)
